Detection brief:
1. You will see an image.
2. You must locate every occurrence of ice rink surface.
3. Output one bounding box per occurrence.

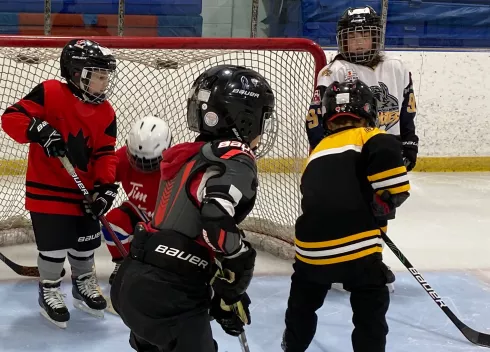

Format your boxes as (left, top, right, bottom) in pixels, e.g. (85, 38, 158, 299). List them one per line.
(1, 172, 490, 352)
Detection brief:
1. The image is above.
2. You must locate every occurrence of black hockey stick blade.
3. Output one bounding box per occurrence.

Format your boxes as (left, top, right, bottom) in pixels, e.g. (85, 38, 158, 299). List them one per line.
(381, 230, 490, 348)
(0, 252, 66, 278)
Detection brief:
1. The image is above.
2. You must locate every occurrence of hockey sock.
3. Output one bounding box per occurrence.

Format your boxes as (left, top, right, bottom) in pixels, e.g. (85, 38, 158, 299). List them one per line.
(67, 249, 95, 277)
(38, 250, 67, 281)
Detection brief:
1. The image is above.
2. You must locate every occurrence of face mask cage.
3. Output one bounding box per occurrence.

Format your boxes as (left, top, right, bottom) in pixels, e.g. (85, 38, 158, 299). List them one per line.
(337, 26, 381, 64)
(75, 67, 117, 104)
(126, 146, 163, 173)
(254, 110, 277, 159)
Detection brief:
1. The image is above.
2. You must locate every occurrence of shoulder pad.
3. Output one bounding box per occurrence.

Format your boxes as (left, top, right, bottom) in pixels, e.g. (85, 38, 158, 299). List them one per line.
(211, 140, 256, 160)
(200, 141, 258, 205)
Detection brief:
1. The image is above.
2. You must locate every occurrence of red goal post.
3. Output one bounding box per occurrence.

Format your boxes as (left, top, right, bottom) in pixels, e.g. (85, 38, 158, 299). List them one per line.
(0, 36, 327, 259)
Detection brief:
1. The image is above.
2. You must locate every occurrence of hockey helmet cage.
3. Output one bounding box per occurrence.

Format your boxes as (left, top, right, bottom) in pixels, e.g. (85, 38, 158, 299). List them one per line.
(60, 39, 117, 104)
(126, 115, 172, 172)
(337, 6, 382, 64)
(187, 65, 276, 158)
(322, 80, 378, 128)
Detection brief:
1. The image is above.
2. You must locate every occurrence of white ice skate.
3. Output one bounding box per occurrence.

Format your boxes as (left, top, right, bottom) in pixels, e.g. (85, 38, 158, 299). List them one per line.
(39, 278, 70, 329)
(72, 272, 107, 318)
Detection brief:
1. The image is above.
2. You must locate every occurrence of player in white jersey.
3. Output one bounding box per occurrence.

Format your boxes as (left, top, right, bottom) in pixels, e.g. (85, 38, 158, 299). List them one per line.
(305, 6, 419, 293)
(306, 6, 418, 171)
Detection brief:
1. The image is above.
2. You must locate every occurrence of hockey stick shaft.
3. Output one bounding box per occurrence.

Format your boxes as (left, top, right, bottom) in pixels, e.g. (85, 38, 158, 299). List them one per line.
(381, 230, 490, 347)
(59, 156, 128, 258)
(0, 251, 66, 277)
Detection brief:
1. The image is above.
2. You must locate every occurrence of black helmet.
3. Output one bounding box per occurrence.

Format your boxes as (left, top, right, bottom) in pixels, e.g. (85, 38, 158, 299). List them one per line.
(187, 65, 276, 157)
(337, 6, 382, 64)
(60, 39, 117, 104)
(322, 80, 378, 128)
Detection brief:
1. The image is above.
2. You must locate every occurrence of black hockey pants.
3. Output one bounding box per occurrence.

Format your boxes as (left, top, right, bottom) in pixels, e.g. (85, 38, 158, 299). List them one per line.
(282, 258, 390, 352)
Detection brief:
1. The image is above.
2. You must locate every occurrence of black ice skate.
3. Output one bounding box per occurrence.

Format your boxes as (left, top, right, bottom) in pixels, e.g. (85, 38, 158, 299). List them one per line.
(39, 278, 70, 329)
(72, 271, 107, 318)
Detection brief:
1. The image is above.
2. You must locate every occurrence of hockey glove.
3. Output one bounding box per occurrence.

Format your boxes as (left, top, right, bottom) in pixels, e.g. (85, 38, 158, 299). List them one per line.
(27, 117, 66, 157)
(210, 292, 251, 337)
(83, 183, 119, 219)
(402, 140, 418, 172)
(371, 190, 410, 221)
(212, 241, 256, 306)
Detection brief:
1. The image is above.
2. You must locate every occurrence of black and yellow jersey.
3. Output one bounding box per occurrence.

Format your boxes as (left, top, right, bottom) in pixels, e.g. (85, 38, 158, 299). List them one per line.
(295, 126, 410, 267)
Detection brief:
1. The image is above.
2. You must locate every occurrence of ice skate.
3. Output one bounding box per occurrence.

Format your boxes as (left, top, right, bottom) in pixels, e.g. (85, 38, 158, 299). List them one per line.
(72, 271, 107, 318)
(331, 282, 347, 292)
(39, 278, 70, 329)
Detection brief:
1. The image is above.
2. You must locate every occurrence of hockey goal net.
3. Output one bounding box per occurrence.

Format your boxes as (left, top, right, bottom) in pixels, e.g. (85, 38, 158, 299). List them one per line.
(0, 36, 326, 259)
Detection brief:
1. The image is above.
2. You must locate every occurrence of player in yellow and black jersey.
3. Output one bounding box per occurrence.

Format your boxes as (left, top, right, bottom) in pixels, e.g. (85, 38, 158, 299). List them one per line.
(281, 80, 410, 352)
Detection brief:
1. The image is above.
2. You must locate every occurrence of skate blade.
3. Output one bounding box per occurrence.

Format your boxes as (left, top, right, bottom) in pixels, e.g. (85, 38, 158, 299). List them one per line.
(104, 295, 119, 316)
(40, 309, 67, 329)
(331, 283, 347, 292)
(73, 298, 105, 318)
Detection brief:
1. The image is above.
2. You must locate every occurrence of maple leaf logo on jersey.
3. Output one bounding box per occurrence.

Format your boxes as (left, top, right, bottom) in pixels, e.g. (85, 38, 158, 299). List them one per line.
(66, 130, 93, 172)
(370, 82, 400, 131)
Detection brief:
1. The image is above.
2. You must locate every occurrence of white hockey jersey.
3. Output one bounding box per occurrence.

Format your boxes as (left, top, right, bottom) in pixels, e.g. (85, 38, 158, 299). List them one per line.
(306, 55, 418, 151)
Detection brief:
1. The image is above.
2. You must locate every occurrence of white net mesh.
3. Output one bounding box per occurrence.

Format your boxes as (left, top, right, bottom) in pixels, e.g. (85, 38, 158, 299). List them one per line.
(0, 37, 326, 259)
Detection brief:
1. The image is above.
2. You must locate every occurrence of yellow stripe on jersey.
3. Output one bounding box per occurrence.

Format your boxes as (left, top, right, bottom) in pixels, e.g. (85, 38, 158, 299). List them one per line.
(309, 127, 384, 162)
(376, 183, 411, 195)
(368, 165, 410, 194)
(296, 246, 383, 265)
(295, 229, 380, 249)
(367, 166, 407, 182)
(294, 229, 382, 266)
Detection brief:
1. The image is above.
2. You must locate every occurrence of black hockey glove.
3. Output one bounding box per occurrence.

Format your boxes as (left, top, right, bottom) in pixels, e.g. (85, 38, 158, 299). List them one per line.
(371, 190, 410, 221)
(213, 241, 256, 306)
(27, 117, 66, 157)
(402, 140, 418, 172)
(210, 292, 251, 337)
(83, 183, 119, 219)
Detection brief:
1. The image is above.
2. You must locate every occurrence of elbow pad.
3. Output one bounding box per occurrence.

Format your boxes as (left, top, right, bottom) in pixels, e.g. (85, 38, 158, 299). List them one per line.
(201, 198, 243, 256)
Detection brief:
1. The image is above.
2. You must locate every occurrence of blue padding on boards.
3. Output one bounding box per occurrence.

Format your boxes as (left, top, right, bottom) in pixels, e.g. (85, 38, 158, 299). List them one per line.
(55, 0, 202, 16)
(0, 12, 19, 26)
(157, 15, 202, 37)
(0, 0, 202, 15)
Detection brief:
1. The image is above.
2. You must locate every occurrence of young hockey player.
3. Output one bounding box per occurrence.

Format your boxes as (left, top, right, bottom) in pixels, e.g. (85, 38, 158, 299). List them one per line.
(282, 80, 410, 352)
(102, 115, 172, 284)
(306, 6, 418, 291)
(110, 64, 276, 352)
(1, 39, 118, 328)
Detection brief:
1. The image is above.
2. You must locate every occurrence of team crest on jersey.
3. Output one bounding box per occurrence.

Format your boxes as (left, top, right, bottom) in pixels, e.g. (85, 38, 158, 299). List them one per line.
(320, 67, 332, 77)
(67, 130, 92, 172)
(370, 82, 400, 131)
(344, 69, 359, 82)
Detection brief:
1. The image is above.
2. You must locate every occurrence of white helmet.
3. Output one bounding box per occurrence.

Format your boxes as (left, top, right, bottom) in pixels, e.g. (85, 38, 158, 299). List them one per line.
(126, 115, 172, 172)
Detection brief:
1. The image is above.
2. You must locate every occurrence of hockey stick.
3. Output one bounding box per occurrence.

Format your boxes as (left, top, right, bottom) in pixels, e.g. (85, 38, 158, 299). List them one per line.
(58, 156, 128, 258)
(381, 230, 490, 347)
(0, 251, 66, 277)
(213, 260, 251, 352)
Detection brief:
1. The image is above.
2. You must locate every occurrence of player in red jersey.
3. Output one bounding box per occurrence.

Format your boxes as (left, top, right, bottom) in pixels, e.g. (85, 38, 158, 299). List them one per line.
(1, 39, 118, 328)
(102, 115, 173, 284)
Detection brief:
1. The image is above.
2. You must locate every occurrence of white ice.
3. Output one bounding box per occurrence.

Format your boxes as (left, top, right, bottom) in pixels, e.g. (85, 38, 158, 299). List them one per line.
(0, 172, 490, 351)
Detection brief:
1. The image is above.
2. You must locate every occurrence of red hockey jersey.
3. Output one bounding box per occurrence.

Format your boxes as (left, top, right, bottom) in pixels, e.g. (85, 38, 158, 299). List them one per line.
(115, 146, 161, 219)
(1, 80, 117, 216)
